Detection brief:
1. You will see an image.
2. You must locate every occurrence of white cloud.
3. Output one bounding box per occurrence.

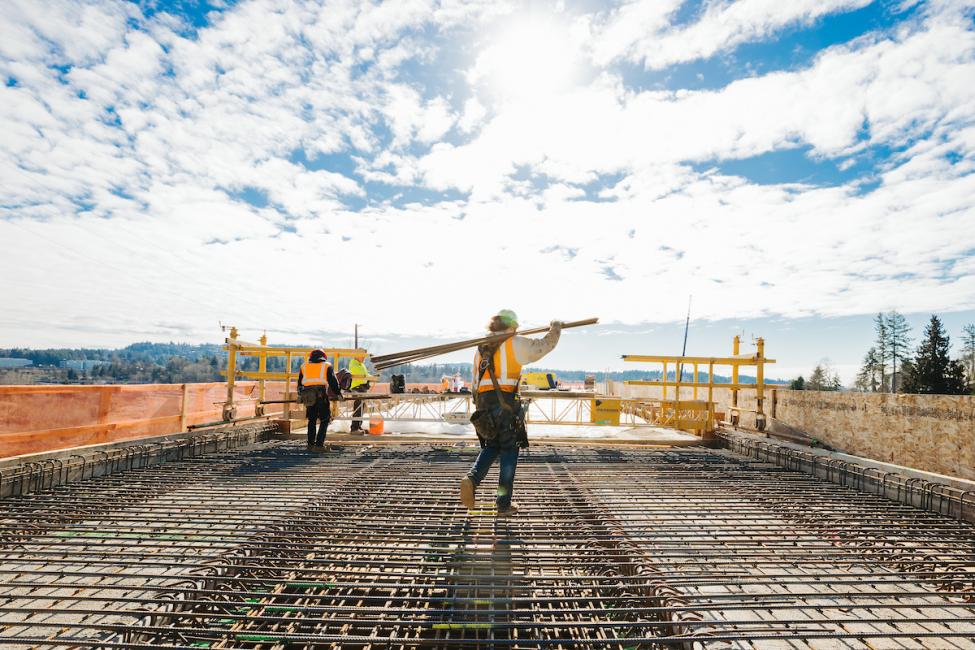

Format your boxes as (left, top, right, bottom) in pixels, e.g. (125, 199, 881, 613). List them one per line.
(590, 0, 875, 69)
(0, 0, 973, 377)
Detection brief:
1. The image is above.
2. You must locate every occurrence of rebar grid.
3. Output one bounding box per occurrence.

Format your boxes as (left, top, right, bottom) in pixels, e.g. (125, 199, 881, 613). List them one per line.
(1, 441, 974, 649)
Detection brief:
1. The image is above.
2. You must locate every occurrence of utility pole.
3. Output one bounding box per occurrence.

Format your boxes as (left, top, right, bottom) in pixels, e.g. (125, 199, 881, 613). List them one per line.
(678, 296, 692, 382)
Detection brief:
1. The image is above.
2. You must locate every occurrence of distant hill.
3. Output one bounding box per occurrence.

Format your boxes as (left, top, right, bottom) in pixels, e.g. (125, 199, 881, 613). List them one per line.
(0, 344, 788, 385)
(0, 342, 223, 366)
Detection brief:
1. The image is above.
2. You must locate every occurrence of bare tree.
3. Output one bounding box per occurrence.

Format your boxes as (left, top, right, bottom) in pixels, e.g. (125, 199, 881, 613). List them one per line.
(808, 361, 841, 391)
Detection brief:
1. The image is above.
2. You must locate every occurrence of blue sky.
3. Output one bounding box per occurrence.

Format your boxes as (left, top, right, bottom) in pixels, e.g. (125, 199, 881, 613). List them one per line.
(1, 0, 974, 383)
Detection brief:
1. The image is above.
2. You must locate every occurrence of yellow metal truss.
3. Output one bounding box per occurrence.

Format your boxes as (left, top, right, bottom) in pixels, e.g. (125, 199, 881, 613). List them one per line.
(220, 326, 368, 420)
(622, 336, 774, 433)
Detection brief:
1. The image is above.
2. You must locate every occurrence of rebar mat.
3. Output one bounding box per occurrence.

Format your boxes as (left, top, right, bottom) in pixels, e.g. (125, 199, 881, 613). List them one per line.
(1, 441, 974, 649)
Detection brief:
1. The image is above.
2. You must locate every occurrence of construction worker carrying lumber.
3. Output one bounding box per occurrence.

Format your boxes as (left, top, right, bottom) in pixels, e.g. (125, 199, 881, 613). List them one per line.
(298, 349, 342, 450)
(462, 309, 562, 516)
(348, 357, 370, 433)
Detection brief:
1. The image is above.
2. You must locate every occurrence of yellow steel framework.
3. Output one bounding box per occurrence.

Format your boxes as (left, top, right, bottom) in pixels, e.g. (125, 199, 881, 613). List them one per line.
(622, 336, 775, 432)
(326, 392, 659, 428)
(221, 327, 368, 420)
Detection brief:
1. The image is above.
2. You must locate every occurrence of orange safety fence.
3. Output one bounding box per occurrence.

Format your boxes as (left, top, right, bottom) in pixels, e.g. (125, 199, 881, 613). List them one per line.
(0, 382, 289, 459)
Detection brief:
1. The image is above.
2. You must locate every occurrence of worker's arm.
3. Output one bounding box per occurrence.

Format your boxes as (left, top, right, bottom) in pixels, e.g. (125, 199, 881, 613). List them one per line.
(297, 370, 304, 391)
(326, 366, 342, 397)
(512, 321, 562, 365)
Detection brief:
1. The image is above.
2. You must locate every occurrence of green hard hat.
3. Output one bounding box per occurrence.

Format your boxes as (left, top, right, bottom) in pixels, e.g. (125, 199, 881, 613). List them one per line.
(497, 309, 518, 327)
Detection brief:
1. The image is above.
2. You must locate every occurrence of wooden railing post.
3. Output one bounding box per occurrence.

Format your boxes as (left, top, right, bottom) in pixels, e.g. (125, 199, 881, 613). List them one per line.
(180, 383, 189, 431)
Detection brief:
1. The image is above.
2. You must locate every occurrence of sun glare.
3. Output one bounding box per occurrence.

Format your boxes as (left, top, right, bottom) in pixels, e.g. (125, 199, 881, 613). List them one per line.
(472, 16, 581, 102)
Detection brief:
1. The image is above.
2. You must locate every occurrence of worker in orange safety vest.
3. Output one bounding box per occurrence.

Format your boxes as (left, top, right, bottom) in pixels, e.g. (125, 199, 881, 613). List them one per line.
(298, 349, 342, 449)
(461, 310, 562, 516)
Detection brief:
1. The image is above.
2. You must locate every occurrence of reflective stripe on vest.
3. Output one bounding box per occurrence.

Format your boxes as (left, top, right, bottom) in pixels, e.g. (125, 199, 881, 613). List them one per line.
(474, 339, 521, 393)
(301, 361, 330, 386)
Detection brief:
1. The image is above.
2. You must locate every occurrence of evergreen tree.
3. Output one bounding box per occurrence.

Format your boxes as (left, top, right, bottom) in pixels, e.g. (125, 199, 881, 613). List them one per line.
(873, 313, 888, 392)
(828, 371, 843, 391)
(808, 362, 841, 391)
(962, 324, 975, 390)
(808, 365, 827, 390)
(885, 311, 912, 392)
(855, 347, 882, 392)
(899, 358, 919, 394)
(790, 376, 805, 390)
(910, 315, 968, 395)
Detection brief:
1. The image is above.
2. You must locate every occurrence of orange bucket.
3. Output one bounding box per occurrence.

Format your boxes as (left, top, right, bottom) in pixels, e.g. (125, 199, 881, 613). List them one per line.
(368, 414, 384, 436)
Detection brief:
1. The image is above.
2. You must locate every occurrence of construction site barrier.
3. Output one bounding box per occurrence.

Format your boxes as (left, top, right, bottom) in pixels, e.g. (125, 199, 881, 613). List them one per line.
(0, 382, 288, 459)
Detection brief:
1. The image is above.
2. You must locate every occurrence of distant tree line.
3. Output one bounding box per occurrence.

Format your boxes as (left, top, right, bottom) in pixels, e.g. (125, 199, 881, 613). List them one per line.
(789, 312, 974, 395)
(789, 364, 842, 392)
(0, 342, 294, 385)
(2, 342, 788, 386)
(855, 312, 971, 395)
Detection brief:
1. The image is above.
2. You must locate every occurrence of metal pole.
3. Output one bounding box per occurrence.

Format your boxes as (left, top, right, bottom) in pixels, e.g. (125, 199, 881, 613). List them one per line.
(732, 335, 740, 427)
(284, 351, 293, 421)
(223, 327, 238, 421)
(678, 295, 691, 383)
(256, 332, 268, 417)
(179, 384, 189, 431)
(756, 337, 766, 432)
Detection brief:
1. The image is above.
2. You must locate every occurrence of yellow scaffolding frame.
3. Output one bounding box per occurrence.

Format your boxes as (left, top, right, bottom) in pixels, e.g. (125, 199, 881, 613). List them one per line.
(622, 336, 775, 432)
(221, 327, 368, 420)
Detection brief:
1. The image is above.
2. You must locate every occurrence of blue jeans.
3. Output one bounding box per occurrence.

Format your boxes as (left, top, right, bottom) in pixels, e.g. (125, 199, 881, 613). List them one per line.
(467, 446, 519, 510)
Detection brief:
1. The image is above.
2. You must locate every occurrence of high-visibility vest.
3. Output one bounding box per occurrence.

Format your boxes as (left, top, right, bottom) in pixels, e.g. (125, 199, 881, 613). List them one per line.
(349, 359, 367, 389)
(301, 361, 331, 386)
(474, 339, 522, 393)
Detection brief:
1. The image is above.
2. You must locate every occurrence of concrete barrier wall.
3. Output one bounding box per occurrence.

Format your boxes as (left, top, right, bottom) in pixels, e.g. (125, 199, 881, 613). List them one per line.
(609, 382, 975, 480)
(769, 390, 975, 481)
(0, 382, 289, 458)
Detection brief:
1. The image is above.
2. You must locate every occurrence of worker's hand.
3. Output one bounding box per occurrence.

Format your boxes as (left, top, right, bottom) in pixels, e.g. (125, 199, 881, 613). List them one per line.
(550, 320, 564, 331)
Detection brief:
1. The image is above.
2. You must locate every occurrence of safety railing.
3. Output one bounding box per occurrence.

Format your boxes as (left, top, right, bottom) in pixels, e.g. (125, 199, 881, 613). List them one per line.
(221, 327, 367, 420)
(622, 335, 774, 432)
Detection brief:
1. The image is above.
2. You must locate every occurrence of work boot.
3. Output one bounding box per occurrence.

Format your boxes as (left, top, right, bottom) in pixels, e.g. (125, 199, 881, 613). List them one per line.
(460, 477, 475, 509)
(497, 502, 519, 517)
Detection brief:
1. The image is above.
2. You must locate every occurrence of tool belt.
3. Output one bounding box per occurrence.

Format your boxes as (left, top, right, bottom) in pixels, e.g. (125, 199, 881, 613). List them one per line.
(469, 340, 527, 449)
(299, 386, 325, 407)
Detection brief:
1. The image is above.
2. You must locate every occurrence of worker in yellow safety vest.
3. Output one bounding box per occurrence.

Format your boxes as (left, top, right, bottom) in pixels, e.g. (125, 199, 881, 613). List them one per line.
(297, 349, 341, 449)
(461, 309, 562, 516)
(348, 358, 370, 433)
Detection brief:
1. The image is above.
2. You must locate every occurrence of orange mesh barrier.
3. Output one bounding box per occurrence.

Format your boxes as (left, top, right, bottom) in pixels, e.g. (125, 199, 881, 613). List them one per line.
(0, 382, 288, 459)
